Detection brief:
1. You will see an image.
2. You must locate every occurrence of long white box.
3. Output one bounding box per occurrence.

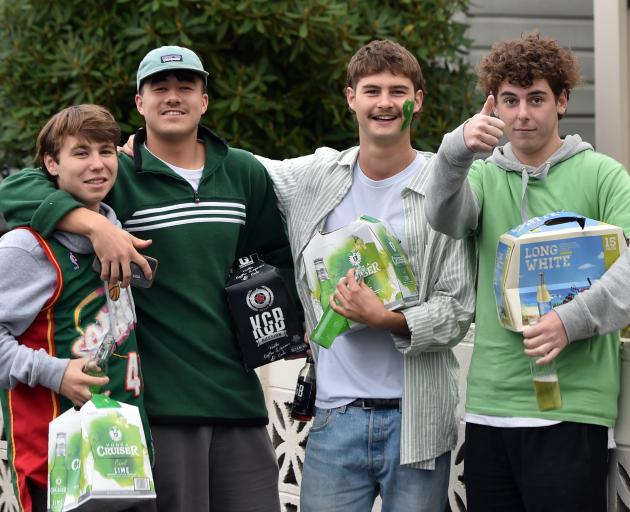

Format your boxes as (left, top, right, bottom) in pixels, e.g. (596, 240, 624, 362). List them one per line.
(494, 211, 626, 332)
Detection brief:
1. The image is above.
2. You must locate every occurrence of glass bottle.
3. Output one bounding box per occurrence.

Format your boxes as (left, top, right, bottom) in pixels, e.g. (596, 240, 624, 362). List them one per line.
(527, 315, 562, 411)
(536, 271, 552, 316)
(85, 334, 116, 395)
(291, 356, 316, 421)
(49, 432, 68, 512)
(310, 258, 349, 348)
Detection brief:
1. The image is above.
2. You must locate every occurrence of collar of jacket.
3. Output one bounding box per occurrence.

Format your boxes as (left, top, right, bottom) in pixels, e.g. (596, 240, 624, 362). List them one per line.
(131, 124, 228, 173)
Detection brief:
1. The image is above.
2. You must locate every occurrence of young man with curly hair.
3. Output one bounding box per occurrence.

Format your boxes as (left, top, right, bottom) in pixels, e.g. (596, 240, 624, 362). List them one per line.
(425, 33, 630, 511)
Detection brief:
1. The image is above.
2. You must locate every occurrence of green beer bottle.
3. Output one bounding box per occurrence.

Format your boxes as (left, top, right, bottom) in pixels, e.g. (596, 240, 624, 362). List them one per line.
(374, 223, 417, 295)
(49, 432, 68, 512)
(310, 258, 349, 348)
(85, 334, 116, 395)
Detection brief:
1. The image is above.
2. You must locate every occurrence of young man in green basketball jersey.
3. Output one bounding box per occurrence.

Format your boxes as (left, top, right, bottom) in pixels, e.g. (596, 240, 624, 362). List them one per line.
(0, 105, 150, 512)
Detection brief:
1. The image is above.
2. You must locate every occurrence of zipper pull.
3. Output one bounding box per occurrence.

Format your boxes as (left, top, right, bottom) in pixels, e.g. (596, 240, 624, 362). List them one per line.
(193, 190, 200, 203)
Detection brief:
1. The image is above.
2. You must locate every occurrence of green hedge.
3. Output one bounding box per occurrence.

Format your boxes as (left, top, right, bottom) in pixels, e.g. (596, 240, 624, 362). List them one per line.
(0, 0, 478, 169)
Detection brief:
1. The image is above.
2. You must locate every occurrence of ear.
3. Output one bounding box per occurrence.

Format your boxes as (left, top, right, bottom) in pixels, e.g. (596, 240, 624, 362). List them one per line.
(201, 93, 209, 115)
(135, 93, 145, 116)
(557, 89, 568, 116)
(43, 154, 59, 176)
(346, 87, 356, 112)
(413, 89, 424, 113)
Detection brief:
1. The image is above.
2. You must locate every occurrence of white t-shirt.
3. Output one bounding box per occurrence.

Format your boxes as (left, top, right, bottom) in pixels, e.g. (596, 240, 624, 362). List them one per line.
(316, 152, 425, 408)
(144, 143, 204, 190)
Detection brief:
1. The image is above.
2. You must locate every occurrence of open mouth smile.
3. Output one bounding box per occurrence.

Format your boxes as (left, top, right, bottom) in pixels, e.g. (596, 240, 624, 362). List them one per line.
(162, 110, 186, 116)
(84, 177, 108, 185)
(371, 114, 398, 121)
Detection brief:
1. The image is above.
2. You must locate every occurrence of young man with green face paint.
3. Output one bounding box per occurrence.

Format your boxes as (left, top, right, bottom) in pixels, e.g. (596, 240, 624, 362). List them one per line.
(255, 39, 475, 511)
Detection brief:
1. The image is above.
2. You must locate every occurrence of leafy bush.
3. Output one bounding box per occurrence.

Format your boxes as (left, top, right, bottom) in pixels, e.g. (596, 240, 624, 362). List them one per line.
(0, 0, 478, 169)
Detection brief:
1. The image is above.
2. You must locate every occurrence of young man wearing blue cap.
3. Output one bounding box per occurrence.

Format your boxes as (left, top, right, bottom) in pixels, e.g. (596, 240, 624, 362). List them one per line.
(0, 46, 288, 512)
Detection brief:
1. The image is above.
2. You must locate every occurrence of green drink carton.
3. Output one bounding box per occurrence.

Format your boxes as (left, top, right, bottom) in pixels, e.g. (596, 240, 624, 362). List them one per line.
(48, 409, 82, 511)
(77, 395, 155, 510)
(48, 397, 155, 511)
(494, 211, 627, 332)
(303, 215, 418, 335)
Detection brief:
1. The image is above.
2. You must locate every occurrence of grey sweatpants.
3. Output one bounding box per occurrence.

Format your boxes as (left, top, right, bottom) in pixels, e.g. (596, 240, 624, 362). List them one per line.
(149, 424, 280, 512)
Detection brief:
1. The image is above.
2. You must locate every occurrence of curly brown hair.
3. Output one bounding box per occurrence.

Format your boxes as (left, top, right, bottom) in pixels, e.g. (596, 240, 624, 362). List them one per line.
(477, 32, 582, 103)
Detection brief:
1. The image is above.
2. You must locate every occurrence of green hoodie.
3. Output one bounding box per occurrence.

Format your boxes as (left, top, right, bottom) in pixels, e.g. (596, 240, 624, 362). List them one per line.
(425, 125, 630, 427)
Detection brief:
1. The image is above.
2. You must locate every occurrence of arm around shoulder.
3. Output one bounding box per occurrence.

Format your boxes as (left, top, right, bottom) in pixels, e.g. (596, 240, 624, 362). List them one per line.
(239, 159, 294, 277)
(0, 168, 83, 235)
(255, 149, 339, 214)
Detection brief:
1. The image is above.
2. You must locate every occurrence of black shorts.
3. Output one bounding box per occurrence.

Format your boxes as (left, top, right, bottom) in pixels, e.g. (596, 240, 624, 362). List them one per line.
(464, 421, 608, 512)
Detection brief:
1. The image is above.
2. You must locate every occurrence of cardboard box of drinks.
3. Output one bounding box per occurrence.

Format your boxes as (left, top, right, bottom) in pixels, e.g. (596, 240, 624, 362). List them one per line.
(302, 215, 418, 331)
(47, 395, 155, 511)
(494, 211, 627, 332)
(226, 255, 306, 371)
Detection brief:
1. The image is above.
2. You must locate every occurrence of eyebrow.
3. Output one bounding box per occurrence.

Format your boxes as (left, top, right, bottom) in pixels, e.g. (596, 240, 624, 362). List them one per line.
(499, 89, 549, 98)
(360, 84, 410, 91)
(69, 142, 114, 151)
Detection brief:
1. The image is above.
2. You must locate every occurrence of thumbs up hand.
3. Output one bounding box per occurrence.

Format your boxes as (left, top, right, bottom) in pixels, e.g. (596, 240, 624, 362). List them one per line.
(463, 95, 505, 153)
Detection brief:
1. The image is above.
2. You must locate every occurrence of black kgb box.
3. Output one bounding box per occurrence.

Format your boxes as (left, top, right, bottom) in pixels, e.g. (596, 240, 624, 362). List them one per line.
(226, 255, 306, 370)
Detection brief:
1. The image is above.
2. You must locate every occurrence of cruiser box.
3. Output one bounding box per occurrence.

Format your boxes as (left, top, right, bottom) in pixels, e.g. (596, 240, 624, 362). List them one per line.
(494, 211, 627, 332)
(303, 215, 418, 330)
(48, 395, 155, 511)
(226, 255, 306, 370)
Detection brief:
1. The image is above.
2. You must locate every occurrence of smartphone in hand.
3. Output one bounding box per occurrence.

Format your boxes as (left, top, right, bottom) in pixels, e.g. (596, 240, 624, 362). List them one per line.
(92, 255, 159, 288)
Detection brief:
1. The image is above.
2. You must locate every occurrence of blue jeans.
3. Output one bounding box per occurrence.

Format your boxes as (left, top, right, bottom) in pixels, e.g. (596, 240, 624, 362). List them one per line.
(300, 405, 451, 512)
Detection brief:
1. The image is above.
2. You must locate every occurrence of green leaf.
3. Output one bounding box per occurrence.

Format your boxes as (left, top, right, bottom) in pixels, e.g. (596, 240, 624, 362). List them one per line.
(298, 22, 308, 38)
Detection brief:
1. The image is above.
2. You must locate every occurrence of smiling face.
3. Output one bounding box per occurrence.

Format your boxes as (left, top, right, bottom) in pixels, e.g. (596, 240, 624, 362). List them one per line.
(44, 136, 118, 211)
(495, 78, 568, 166)
(135, 71, 208, 143)
(346, 71, 423, 146)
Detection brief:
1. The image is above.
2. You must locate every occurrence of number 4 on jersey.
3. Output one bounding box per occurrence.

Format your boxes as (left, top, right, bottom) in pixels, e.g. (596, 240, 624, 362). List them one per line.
(125, 352, 142, 397)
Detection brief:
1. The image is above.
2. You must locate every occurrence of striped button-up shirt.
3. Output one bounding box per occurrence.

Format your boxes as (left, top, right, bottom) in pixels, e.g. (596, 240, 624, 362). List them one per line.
(257, 146, 475, 468)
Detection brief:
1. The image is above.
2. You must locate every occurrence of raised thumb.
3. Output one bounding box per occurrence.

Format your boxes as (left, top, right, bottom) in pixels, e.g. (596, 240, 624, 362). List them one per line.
(480, 94, 495, 116)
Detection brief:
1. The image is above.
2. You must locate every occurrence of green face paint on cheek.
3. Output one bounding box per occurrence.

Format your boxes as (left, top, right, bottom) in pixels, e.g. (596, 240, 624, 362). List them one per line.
(401, 99, 414, 131)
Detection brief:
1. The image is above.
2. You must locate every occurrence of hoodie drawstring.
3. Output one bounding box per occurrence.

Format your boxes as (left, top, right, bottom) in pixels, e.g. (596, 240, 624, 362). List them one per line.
(519, 161, 552, 224)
